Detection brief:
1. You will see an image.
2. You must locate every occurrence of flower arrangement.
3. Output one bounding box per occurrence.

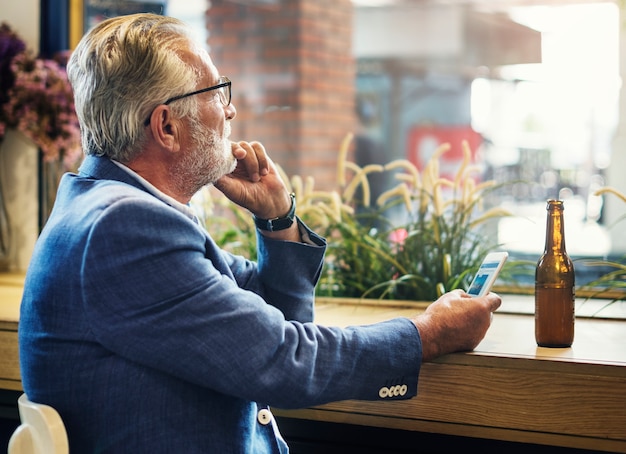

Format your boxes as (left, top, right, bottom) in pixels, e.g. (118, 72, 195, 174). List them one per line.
(0, 23, 81, 168)
(193, 133, 513, 302)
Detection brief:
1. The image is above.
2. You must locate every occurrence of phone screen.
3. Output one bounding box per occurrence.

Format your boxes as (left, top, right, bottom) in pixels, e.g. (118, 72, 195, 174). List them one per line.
(466, 252, 508, 296)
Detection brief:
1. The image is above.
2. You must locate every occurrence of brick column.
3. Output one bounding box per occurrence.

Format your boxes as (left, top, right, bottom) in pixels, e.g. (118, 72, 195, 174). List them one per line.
(207, 0, 356, 189)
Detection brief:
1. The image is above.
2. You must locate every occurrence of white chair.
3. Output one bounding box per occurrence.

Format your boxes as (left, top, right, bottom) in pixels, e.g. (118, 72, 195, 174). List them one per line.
(7, 393, 69, 454)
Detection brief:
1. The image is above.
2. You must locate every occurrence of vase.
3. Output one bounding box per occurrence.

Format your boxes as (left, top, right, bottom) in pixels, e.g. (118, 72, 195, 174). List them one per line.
(0, 176, 10, 272)
(39, 158, 65, 228)
(0, 129, 40, 272)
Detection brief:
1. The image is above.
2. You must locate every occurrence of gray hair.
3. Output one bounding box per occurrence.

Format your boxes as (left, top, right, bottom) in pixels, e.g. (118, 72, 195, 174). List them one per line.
(67, 13, 200, 162)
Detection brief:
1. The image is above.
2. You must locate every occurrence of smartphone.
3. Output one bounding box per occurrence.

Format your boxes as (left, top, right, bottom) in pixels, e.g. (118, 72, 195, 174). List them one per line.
(466, 251, 509, 296)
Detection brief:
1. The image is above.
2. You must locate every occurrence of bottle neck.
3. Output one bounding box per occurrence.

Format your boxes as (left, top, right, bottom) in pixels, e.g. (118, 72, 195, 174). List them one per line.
(544, 205, 567, 254)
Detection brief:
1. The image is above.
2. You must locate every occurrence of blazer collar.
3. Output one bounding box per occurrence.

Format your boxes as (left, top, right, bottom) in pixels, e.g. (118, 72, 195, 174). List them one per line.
(78, 155, 145, 191)
(77, 155, 199, 223)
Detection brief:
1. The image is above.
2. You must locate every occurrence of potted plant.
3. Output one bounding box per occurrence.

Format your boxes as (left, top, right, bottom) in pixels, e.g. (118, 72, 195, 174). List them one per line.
(0, 22, 83, 234)
(579, 187, 626, 310)
(0, 23, 81, 168)
(193, 133, 514, 303)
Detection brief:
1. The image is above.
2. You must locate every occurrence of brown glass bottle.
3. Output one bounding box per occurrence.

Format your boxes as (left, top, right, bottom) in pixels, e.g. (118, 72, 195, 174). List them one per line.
(535, 199, 575, 347)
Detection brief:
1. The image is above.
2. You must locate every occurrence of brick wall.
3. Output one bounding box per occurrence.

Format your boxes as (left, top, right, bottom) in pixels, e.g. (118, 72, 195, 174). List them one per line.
(207, 0, 356, 190)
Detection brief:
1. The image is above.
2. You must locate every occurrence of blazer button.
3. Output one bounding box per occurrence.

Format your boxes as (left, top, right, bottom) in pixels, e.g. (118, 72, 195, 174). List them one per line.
(257, 409, 272, 425)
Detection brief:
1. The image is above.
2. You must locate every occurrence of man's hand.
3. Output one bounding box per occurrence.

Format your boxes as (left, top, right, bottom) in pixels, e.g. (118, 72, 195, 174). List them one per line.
(412, 290, 502, 362)
(215, 141, 290, 216)
(214, 140, 300, 241)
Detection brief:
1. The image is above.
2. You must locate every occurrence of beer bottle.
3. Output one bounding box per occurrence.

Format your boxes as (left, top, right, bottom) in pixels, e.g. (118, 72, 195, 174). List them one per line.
(535, 199, 575, 347)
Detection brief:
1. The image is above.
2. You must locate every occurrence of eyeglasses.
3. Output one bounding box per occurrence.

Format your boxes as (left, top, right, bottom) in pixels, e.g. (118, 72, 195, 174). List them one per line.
(165, 76, 231, 106)
(144, 76, 231, 125)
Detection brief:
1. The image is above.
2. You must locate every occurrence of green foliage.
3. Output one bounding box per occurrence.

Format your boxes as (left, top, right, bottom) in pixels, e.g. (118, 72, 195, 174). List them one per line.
(311, 134, 514, 301)
(191, 188, 258, 260)
(193, 133, 514, 301)
(578, 185, 626, 305)
(582, 259, 626, 293)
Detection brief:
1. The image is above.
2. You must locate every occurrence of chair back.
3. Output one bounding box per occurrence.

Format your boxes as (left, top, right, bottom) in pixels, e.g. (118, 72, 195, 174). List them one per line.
(7, 394, 69, 454)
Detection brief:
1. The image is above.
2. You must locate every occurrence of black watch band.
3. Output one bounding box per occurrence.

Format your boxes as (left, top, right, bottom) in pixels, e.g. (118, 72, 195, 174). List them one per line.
(253, 193, 296, 232)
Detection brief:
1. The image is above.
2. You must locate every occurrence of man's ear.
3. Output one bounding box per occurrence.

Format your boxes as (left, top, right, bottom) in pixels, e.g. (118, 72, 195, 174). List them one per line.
(148, 105, 180, 152)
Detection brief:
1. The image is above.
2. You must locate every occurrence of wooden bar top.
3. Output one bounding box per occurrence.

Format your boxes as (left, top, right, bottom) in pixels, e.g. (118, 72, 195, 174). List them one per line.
(313, 297, 626, 369)
(2, 275, 626, 451)
(0, 272, 23, 391)
(281, 297, 626, 453)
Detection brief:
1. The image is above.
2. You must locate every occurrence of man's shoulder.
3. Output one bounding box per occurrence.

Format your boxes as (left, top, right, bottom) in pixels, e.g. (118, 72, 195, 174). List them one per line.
(59, 174, 156, 216)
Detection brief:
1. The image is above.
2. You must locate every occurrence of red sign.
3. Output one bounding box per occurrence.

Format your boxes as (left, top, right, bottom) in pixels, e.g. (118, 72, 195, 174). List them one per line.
(406, 125, 483, 180)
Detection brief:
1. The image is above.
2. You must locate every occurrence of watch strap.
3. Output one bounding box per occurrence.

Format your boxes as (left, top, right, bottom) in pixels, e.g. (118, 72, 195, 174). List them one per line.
(253, 193, 296, 232)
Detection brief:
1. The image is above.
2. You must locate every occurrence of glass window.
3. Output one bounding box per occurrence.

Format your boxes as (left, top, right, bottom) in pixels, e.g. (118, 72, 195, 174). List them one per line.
(165, 0, 626, 290)
(349, 1, 622, 288)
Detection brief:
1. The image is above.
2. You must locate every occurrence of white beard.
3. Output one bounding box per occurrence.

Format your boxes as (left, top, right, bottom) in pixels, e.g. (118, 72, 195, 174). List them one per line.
(173, 121, 236, 197)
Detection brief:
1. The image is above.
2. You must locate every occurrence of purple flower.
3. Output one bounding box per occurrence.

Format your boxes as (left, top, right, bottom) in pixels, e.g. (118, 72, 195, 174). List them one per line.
(0, 22, 27, 107)
(0, 23, 81, 168)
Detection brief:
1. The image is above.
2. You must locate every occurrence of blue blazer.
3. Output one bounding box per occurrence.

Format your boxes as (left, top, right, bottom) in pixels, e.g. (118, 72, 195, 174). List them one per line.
(19, 155, 422, 453)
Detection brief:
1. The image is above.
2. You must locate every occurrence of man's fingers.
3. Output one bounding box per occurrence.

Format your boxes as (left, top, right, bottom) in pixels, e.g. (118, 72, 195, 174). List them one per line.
(248, 141, 270, 176)
(230, 141, 247, 160)
(235, 141, 261, 182)
(487, 292, 502, 312)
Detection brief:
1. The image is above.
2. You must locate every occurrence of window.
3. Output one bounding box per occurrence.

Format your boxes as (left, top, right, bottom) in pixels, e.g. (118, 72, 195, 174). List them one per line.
(350, 1, 622, 289)
(173, 0, 626, 298)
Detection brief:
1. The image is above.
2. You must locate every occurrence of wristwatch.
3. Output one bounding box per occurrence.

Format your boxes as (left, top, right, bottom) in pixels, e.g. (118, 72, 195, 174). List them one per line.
(253, 193, 296, 232)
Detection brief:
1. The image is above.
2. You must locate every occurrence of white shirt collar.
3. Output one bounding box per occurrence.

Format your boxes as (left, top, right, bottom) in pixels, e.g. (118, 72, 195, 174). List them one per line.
(111, 160, 199, 222)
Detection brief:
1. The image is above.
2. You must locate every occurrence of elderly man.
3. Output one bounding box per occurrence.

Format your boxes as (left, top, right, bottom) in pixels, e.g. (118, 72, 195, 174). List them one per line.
(18, 13, 501, 453)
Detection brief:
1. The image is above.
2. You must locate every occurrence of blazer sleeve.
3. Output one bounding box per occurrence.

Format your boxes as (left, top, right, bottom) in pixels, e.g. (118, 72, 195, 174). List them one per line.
(81, 195, 422, 409)
(217, 219, 326, 323)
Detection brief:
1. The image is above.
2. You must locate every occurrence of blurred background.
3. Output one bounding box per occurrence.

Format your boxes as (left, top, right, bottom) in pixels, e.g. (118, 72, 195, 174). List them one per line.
(166, 0, 623, 285)
(6, 0, 625, 283)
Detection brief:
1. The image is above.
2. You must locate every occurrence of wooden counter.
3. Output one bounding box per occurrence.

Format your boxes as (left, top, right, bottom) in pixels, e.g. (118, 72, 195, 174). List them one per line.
(0, 273, 23, 392)
(1, 275, 625, 451)
(277, 298, 626, 453)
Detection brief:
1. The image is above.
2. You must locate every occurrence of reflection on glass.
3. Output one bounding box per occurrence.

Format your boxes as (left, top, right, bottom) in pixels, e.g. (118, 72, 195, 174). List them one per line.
(170, 1, 625, 280)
